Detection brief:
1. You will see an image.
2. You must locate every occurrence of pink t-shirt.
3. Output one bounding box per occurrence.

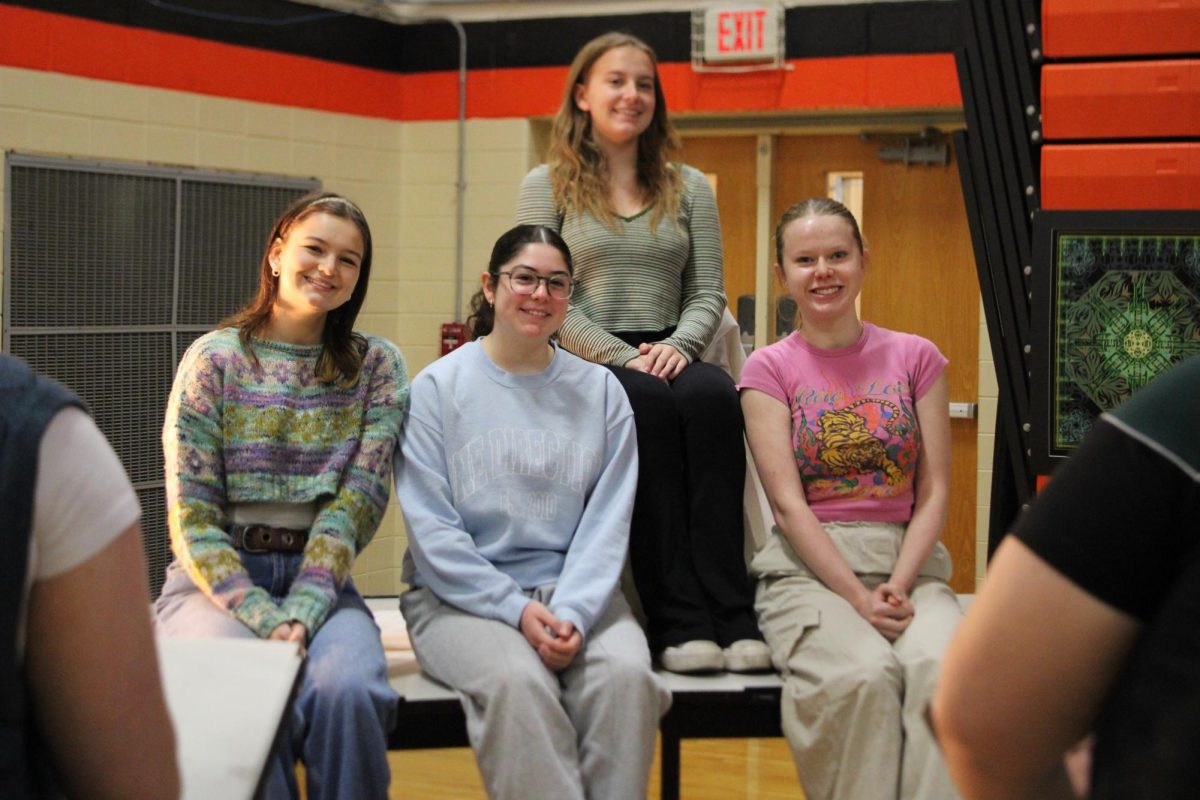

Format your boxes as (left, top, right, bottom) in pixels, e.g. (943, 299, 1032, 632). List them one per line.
(739, 322, 947, 523)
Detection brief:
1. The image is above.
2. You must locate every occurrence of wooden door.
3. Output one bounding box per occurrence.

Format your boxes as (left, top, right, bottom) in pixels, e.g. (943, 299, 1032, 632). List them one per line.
(772, 134, 979, 592)
(677, 136, 760, 312)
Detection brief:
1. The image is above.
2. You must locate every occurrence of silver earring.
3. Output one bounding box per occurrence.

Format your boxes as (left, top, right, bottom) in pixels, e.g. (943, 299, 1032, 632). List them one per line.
(271, 262, 280, 277)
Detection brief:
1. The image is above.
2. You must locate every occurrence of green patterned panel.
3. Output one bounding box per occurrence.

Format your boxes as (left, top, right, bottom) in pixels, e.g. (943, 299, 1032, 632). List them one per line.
(1053, 234, 1200, 450)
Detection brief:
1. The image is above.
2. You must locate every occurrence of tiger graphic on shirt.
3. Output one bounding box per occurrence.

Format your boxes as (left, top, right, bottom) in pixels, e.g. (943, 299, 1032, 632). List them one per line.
(814, 399, 907, 487)
(792, 392, 919, 502)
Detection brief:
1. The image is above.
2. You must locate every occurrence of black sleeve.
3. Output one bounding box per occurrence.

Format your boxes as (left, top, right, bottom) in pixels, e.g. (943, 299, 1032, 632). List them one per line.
(1013, 417, 1193, 621)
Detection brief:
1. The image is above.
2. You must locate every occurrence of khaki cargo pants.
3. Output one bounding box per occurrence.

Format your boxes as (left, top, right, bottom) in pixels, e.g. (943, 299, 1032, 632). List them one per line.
(751, 522, 963, 800)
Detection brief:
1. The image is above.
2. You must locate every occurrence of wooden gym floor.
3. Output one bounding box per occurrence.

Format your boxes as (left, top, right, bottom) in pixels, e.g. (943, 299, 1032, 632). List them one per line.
(384, 737, 806, 799)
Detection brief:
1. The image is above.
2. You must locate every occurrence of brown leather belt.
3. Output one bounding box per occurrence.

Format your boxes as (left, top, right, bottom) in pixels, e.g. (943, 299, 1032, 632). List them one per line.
(230, 524, 308, 554)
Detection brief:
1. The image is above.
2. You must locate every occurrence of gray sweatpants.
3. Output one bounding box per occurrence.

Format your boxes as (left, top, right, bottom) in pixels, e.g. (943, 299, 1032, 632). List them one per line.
(401, 585, 671, 800)
(751, 522, 963, 800)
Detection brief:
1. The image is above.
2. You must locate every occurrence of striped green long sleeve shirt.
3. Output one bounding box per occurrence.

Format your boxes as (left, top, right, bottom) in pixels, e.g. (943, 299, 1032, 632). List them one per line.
(516, 163, 726, 366)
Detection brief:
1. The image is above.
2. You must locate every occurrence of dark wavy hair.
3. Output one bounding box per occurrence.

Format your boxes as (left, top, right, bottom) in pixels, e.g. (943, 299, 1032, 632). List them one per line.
(466, 224, 574, 340)
(221, 191, 373, 387)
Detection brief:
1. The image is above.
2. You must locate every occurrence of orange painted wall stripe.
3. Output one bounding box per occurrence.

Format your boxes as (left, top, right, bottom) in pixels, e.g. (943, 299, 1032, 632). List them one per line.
(0, 4, 412, 118)
(1, 4, 960, 120)
(662, 54, 961, 113)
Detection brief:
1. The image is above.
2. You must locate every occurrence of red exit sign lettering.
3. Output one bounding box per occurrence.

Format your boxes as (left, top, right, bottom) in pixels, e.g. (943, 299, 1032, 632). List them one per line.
(702, 5, 781, 63)
(719, 9, 766, 53)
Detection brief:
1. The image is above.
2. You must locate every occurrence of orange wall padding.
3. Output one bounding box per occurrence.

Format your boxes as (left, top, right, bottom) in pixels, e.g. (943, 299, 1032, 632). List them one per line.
(1042, 60, 1200, 140)
(1041, 143, 1200, 209)
(1042, 0, 1200, 58)
(0, 5, 960, 121)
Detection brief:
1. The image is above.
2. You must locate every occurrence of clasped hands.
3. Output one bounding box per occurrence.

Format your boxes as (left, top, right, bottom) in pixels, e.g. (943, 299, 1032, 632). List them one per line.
(854, 583, 915, 642)
(624, 342, 687, 381)
(520, 600, 582, 672)
(269, 621, 309, 657)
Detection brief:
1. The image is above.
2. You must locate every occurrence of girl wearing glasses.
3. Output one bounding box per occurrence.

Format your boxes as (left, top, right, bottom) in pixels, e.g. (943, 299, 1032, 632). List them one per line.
(155, 192, 407, 800)
(517, 32, 767, 674)
(396, 224, 669, 800)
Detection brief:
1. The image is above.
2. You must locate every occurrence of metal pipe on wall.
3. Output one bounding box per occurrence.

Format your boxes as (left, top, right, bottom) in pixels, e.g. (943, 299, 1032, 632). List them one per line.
(292, 0, 469, 322)
(444, 16, 467, 323)
(385, 8, 468, 322)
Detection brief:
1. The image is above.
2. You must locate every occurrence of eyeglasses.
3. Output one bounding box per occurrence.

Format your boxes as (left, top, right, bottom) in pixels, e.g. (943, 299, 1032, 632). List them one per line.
(497, 267, 575, 300)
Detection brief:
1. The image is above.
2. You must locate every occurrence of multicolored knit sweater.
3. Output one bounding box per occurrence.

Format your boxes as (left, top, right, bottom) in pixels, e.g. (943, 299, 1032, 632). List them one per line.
(163, 327, 409, 637)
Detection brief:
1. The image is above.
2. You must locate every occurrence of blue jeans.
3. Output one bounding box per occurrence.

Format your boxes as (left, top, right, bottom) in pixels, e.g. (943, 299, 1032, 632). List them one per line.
(155, 555, 396, 800)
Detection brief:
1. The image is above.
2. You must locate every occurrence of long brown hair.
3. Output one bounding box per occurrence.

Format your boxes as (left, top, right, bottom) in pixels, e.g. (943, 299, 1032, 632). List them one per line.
(222, 191, 372, 387)
(547, 32, 682, 229)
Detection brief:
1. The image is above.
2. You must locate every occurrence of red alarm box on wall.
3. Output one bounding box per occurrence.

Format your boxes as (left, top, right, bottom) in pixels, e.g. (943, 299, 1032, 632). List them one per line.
(440, 322, 467, 356)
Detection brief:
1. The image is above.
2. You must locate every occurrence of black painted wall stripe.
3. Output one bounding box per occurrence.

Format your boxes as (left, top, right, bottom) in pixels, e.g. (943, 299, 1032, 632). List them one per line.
(3, 0, 961, 72)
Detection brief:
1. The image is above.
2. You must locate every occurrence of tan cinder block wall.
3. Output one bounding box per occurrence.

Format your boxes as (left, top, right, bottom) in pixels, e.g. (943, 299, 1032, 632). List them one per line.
(394, 117, 533, 592)
(400, 117, 533, 349)
(975, 300, 1000, 586)
(0, 64, 533, 595)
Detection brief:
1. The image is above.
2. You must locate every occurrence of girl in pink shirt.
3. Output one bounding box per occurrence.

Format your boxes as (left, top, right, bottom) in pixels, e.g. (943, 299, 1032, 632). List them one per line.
(739, 198, 962, 800)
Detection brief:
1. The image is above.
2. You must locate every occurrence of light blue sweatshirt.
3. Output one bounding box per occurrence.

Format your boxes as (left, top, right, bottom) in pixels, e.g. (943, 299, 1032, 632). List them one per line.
(395, 340, 637, 638)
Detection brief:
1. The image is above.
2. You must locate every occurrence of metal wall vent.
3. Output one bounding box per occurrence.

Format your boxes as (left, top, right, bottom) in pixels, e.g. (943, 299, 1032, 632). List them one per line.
(4, 153, 317, 596)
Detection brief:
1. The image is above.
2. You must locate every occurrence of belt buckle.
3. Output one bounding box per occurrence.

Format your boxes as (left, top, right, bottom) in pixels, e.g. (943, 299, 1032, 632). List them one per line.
(239, 524, 271, 554)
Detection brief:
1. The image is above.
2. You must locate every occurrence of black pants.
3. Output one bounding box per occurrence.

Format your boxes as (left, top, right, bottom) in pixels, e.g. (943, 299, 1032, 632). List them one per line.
(608, 335, 762, 650)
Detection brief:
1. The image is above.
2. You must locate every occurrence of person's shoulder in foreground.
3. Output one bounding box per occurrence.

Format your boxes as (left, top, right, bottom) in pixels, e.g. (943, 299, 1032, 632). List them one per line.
(2, 354, 179, 800)
(931, 355, 1200, 800)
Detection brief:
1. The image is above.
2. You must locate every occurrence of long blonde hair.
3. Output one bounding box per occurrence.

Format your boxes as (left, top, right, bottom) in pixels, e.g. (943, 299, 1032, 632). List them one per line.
(547, 32, 682, 229)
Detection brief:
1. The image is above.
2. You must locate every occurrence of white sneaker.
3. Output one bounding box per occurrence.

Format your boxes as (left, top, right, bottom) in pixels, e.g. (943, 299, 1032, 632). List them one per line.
(722, 639, 773, 673)
(660, 640, 724, 673)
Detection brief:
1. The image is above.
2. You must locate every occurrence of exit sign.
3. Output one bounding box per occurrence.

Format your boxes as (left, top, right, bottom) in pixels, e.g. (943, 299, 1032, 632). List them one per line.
(702, 4, 782, 63)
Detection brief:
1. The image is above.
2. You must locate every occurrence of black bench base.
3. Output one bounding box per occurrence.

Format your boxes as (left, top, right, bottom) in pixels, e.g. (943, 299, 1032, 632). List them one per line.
(389, 677, 784, 800)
